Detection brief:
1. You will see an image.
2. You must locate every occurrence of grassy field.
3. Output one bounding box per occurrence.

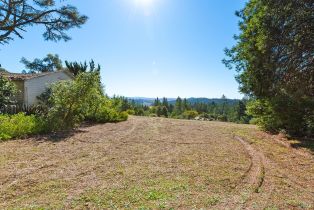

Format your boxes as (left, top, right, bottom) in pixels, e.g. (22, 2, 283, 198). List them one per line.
(0, 116, 313, 209)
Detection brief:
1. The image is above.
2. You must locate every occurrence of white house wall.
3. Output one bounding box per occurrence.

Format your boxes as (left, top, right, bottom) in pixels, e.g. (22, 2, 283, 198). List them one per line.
(24, 72, 72, 106)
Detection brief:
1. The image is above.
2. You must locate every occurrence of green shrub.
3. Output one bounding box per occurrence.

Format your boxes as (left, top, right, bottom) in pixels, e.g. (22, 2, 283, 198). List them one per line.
(246, 99, 282, 132)
(0, 113, 41, 140)
(126, 109, 135, 115)
(45, 72, 128, 131)
(118, 111, 129, 121)
(90, 105, 128, 123)
(217, 114, 228, 122)
(0, 75, 17, 106)
(182, 110, 198, 120)
(46, 72, 104, 131)
(135, 108, 145, 116)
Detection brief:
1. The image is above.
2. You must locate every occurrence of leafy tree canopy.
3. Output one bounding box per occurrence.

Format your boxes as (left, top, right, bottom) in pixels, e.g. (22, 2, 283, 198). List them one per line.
(224, 0, 313, 99)
(224, 0, 314, 136)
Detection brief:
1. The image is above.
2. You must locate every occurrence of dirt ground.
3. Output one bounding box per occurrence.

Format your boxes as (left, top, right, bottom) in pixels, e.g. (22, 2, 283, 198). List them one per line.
(0, 116, 313, 209)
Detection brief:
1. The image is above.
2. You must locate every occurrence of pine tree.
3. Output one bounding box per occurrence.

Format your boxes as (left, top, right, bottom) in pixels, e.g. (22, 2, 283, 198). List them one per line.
(0, 0, 87, 45)
(21, 54, 63, 73)
(161, 106, 168, 118)
(174, 97, 183, 115)
(162, 97, 169, 109)
(154, 97, 161, 106)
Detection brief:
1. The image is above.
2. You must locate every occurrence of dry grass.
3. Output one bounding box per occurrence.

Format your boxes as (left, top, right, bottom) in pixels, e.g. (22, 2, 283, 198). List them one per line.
(0, 116, 313, 209)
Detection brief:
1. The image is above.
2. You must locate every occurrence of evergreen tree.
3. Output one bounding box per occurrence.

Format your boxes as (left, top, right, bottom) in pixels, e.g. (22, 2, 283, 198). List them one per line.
(183, 98, 190, 111)
(156, 106, 163, 117)
(168, 104, 174, 114)
(0, 0, 87, 45)
(236, 101, 246, 121)
(224, 0, 314, 135)
(220, 95, 228, 115)
(21, 54, 63, 73)
(161, 106, 169, 118)
(154, 97, 161, 106)
(162, 97, 169, 109)
(65, 60, 101, 76)
(174, 97, 183, 115)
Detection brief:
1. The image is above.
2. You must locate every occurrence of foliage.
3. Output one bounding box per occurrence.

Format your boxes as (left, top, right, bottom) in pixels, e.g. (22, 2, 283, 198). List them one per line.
(126, 109, 136, 115)
(113, 95, 251, 123)
(85, 96, 128, 123)
(0, 0, 87, 45)
(182, 110, 198, 120)
(217, 114, 228, 122)
(246, 99, 281, 132)
(88, 104, 128, 123)
(0, 113, 42, 140)
(45, 72, 103, 131)
(65, 60, 101, 76)
(44, 72, 127, 131)
(21, 54, 63, 73)
(156, 106, 168, 117)
(224, 0, 314, 136)
(247, 98, 314, 136)
(0, 75, 17, 108)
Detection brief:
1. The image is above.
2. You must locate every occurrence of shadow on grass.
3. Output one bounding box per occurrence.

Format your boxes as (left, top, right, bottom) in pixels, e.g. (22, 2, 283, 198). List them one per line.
(32, 122, 98, 142)
(289, 137, 314, 154)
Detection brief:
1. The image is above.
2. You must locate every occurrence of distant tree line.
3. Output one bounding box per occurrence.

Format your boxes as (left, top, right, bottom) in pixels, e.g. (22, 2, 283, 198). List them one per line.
(112, 95, 251, 124)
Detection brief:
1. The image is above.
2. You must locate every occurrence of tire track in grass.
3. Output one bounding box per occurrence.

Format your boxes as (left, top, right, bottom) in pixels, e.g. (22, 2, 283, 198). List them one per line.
(235, 136, 265, 194)
(219, 136, 267, 209)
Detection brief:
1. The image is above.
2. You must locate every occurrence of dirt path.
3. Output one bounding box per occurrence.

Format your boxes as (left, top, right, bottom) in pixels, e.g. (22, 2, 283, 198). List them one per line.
(0, 116, 313, 209)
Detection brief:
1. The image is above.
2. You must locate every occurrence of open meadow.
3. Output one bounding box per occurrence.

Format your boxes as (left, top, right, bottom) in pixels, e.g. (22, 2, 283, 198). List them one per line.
(0, 116, 313, 209)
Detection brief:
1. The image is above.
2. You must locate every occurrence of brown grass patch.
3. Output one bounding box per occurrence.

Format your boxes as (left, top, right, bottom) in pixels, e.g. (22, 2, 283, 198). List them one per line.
(0, 116, 313, 209)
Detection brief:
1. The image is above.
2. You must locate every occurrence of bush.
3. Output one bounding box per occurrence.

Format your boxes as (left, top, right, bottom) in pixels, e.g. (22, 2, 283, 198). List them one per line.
(0, 113, 42, 140)
(135, 108, 145, 116)
(246, 99, 282, 133)
(46, 72, 107, 131)
(182, 110, 198, 120)
(118, 111, 129, 121)
(0, 75, 17, 107)
(35, 72, 129, 132)
(217, 114, 228, 122)
(126, 109, 135, 115)
(247, 98, 314, 136)
(90, 104, 128, 123)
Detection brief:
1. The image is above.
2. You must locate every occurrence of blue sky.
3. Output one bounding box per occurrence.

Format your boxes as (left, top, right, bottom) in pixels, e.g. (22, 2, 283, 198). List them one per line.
(0, 0, 246, 99)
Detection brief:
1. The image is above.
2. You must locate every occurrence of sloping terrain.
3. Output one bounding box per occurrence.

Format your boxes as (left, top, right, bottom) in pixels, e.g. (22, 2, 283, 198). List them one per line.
(0, 116, 313, 209)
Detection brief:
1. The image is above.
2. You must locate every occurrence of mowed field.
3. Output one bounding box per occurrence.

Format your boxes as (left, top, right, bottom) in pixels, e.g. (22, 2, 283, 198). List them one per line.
(0, 116, 313, 209)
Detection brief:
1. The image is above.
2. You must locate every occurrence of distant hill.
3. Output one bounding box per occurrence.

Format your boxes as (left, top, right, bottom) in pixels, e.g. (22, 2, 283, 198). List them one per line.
(185, 98, 239, 105)
(127, 97, 156, 106)
(128, 97, 240, 106)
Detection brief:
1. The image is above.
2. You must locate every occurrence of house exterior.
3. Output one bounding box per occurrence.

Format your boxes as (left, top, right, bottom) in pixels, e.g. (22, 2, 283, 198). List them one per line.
(1, 71, 74, 106)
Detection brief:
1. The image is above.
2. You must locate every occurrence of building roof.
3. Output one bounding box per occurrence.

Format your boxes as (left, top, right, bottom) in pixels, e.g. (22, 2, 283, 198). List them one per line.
(0, 70, 74, 81)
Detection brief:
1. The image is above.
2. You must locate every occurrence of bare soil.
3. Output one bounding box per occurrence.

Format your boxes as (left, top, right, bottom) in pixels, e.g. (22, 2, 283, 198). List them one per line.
(0, 116, 313, 209)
